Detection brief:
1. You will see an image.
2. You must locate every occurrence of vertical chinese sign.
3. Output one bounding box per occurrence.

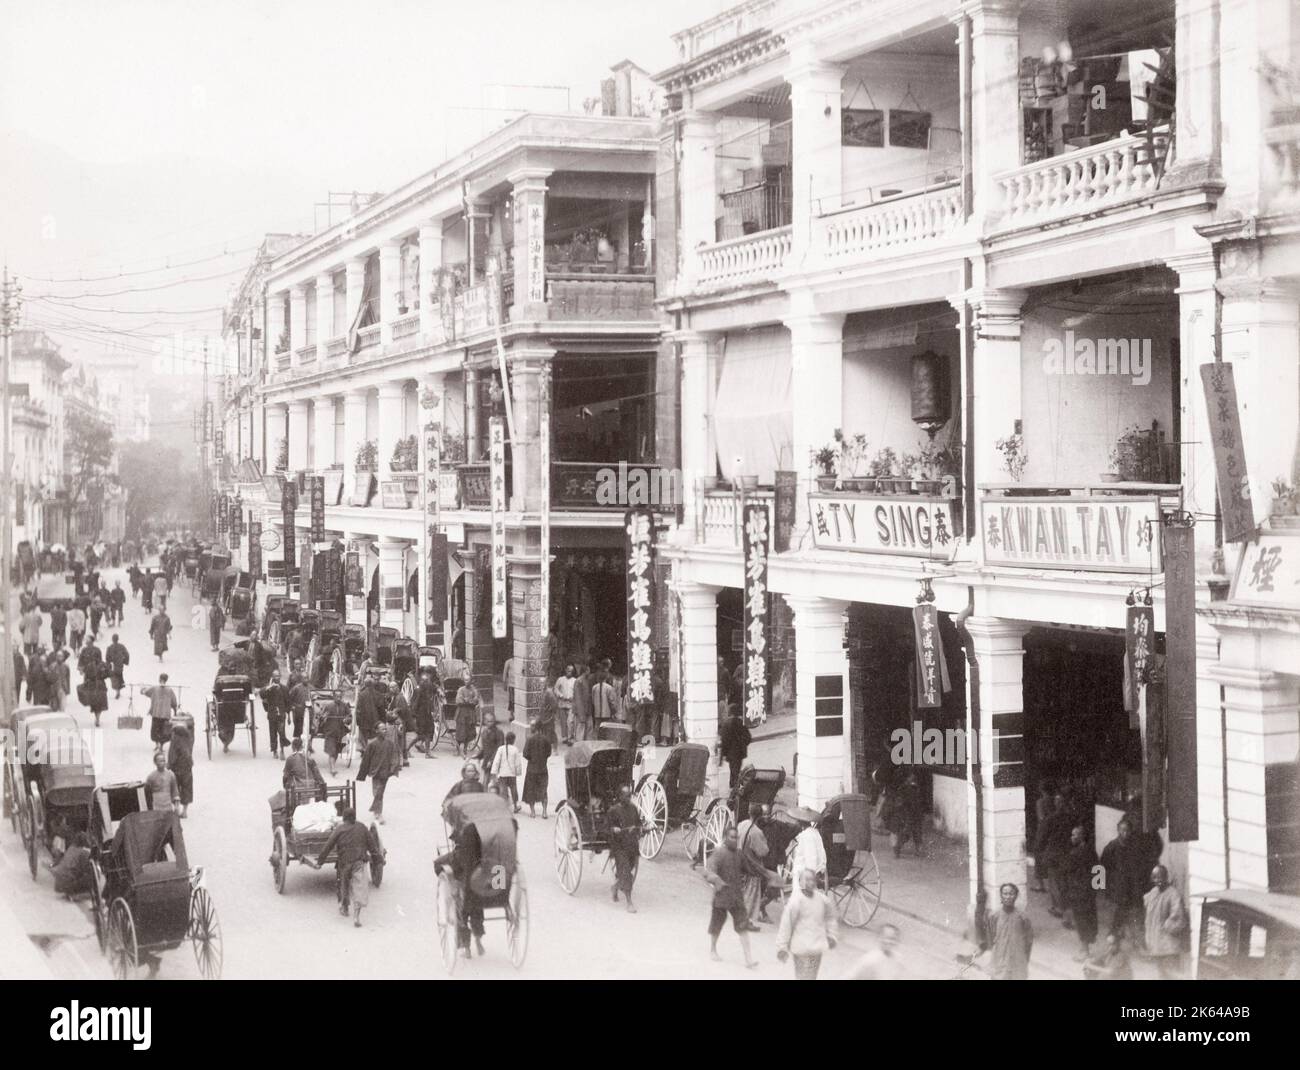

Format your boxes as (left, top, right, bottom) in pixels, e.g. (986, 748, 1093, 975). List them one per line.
(230, 498, 243, 550)
(1163, 520, 1198, 842)
(1200, 362, 1255, 542)
(248, 520, 262, 579)
(489, 416, 508, 638)
(539, 371, 551, 635)
(626, 508, 656, 708)
(1124, 603, 1155, 694)
(527, 199, 545, 305)
(773, 470, 797, 553)
(217, 494, 228, 535)
(911, 601, 950, 710)
(310, 475, 325, 544)
(742, 503, 770, 725)
(421, 411, 444, 636)
(282, 479, 297, 587)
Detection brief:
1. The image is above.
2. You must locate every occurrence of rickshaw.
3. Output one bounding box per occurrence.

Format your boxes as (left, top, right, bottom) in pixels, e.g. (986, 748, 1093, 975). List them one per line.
(392, 637, 419, 692)
(264, 596, 300, 649)
(200, 551, 231, 601)
(553, 740, 651, 894)
(228, 584, 256, 630)
(269, 779, 385, 895)
(221, 567, 252, 609)
(698, 765, 788, 866)
(182, 552, 200, 584)
(5, 707, 96, 880)
(308, 689, 358, 769)
(1195, 889, 1300, 979)
(435, 792, 528, 974)
(770, 793, 882, 929)
(87, 782, 223, 980)
(372, 625, 400, 667)
(204, 675, 258, 759)
(633, 742, 713, 861)
(309, 610, 343, 673)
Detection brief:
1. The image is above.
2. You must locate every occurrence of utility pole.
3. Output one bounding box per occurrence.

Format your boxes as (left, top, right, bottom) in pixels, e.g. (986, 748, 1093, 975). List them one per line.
(1, 267, 24, 722)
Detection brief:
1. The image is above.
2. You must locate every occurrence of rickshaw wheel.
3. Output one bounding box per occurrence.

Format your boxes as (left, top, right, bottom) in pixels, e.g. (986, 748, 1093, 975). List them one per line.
(635, 778, 668, 860)
(107, 898, 138, 981)
(553, 805, 583, 895)
(701, 800, 733, 869)
(4, 763, 17, 834)
(248, 701, 258, 758)
(204, 700, 214, 760)
(507, 866, 528, 969)
(833, 851, 882, 929)
(271, 827, 288, 894)
(369, 825, 385, 887)
(27, 787, 43, 880)
(90, 861, 107, 951)
(681, 810, 706, 863)
(188, 886, 224, 979)
(435, 871, 459, 975)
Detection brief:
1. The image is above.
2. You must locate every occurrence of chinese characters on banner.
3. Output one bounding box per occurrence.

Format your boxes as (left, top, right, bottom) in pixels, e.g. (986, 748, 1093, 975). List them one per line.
(422, 419, 442, 629)
(540, 376, 550, 633)
(1125, 604, 1155, 695)
(1162, 521, 1198, 842)
(742, 503, 770, 724)
(217, 494, 228, 534)
(1200, 362, 1255, 542)
(282, 479, 298, 578)
(527, 201, 545, 305)
(345, 551, 363, 596)
(489, 417, 508, 638)
(773, 471, 797, 553)
(911, 602, 951, 709)
(248, 521, 262, 577)
(214, 428, 224, 465)
(310, 476, 325, 544)
(625, 508, 656, 706)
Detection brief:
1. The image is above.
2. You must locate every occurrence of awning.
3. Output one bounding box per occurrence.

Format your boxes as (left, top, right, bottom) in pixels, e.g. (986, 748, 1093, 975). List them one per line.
(713, 326, 792, 485)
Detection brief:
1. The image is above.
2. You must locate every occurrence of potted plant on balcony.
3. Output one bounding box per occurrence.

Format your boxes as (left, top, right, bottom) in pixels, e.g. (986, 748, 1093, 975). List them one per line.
(391, 435, 418, 472)
(866, 447, 902, 494)
(814, 429, 870, 491)
(1270, 478, 1300, 529)
(995, 433, 1027, 483)
(1109, 424, 1154, 483)
(901, 438, 962, 497)
(356, 439, 378, 473)
(440, 431, 467, 465)
(813, 445, 837, 490)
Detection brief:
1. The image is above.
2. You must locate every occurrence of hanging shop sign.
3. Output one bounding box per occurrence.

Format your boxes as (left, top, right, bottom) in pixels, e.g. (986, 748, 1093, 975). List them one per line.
(323, 468, 344, 507)
(1230, 529, 1300, 608)
(911, 602, 951, 710)
(1124, 603, 1155, 691)
(490, 417, 508, 638)
(310, 476, 325, 543)
(527, 199, 545, 305)
(281, 479, 297, 577)
(625, 507, 656, 707)
(421, 418, 442, 631)
(811, 493, 958, 556)
(353, 472, 376, 507)
(979, 495, 1162, 572)
(217, 494, 229, 535)
(214, 428, 224, 464)
(1200, 362, 1255, 542)
(248, 521, 262, 577)
(261, 474, 284, 505)
(345, 551, 363, 596)
(773, 471, 797, 553)
(742, 503, 770, 724)
(1163, 520, 1198, 843)
(379, 481, 407, 510)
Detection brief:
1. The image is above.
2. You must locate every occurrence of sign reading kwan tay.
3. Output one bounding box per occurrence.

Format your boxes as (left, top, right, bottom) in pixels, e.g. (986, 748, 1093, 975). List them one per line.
(980, 495, 1162, 572)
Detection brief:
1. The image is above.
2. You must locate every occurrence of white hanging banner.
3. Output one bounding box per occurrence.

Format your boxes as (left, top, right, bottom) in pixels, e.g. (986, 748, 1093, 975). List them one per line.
(490, 416, 508, 638)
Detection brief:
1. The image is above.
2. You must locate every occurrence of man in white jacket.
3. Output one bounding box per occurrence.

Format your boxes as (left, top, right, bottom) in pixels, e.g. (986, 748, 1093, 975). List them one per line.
(490, 730, 523, 811)
(776, 869, 838, 979)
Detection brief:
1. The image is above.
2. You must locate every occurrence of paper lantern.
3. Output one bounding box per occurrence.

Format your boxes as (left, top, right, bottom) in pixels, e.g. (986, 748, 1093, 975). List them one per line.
(910, 350, 949, 437)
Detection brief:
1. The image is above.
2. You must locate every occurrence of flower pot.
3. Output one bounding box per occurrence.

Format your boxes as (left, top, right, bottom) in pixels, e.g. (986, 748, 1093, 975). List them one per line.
(1269, 515, 1300, 530)
(815, 475, 837, 491)
(1099, 472, 1122, 483)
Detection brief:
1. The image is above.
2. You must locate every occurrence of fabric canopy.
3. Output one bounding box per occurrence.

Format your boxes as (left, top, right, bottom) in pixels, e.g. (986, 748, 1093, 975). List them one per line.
(713, 326, 792, 485)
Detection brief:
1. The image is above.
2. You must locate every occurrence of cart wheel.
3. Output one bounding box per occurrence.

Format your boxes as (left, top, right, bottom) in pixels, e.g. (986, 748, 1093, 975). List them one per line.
(204, 700, 214, 760)
(635, 777, 667, 860)
(188, 886, 224, 979)
(369, 825, 385, 887)
(90, 860, 106, 951)
(430, 718, 446, 751)
(106, 898, 138, 981)
(681, 806, 707, 863)
(553, 804, 583, 895)
(271, 826, 287, 894)
(701, 800, 732, 869)
(27, 788, 43, 881)
(3, 763, 17, 834)
(507, 866, 528, 969)
(248, 701, 258, 758)
(833, 851, 882, 929)
(435, 870, 459, 976)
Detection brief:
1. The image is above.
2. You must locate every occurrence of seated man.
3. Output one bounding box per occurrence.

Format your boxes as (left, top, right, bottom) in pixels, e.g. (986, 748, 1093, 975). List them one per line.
(442, 762, 486, 816)
(434, 822, 485, 958)
(317, 699, 350, 778)
(213, 677, 249, 752)
(281, 736, 326, 799)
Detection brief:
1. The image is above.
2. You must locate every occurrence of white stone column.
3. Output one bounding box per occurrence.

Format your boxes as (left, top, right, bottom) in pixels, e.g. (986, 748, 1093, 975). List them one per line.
(378, 537, 408, 631)
(676, 331, 716, 541)
(289, 284, 307, 362)
(677, 581, 723, 794)
(1206, 660, 1300, 891)
(286, 399, 309, 475)
(343, 389, 368, 498)
(1218, 276, 1300, 519)
(1188, 621, 1227, 896)
(376, 381, 405, 482)
(508, 348, 554, 512)
(970, 289, 1026, 488)
(786, 594, 850, 810)
(418, 221, 444, 338)
(678, 111, 718, 286)
(268, 402, 288, 471)
(267, 291, 287, 366)
(379, 241, 401, 344)
(788, 308, 844, 541)
(1167, 0, 1220, 183)
(509, 168, 551, 322)
(313, 396, 336, 471)
(967, 1, 1023, 222)
(964, 616, 1029, 908)
(345, 256, 366, 328)
(787, 53, 845, 263)
(315, 272, 334, 359)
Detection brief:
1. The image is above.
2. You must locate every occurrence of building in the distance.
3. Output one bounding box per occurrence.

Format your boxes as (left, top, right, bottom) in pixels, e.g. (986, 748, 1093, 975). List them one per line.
(8, 328, 70, 548)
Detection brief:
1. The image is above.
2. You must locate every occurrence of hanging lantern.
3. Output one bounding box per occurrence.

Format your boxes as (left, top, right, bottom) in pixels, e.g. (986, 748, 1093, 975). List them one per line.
(910, 350, 949, 438)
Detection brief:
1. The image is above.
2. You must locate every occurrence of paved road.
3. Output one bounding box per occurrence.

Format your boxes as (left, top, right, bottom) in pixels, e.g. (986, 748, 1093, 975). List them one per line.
(2, 563, 979, 981)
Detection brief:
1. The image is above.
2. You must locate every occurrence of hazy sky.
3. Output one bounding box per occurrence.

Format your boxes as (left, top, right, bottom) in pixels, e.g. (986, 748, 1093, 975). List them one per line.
(0, 0, 716, 371)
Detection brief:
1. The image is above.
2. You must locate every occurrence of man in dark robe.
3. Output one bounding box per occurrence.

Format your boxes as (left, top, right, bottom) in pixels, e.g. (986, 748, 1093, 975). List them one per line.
(259, 672, 290, 758)
(608, 784, 641, 913)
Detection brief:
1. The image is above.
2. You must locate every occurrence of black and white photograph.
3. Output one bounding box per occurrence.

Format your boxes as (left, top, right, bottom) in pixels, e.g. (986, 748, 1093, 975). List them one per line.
(0, 0, 1297, 1038)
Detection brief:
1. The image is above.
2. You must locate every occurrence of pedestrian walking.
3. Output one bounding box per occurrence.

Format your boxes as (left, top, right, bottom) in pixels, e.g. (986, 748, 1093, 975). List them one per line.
(776, 869, 838, 979)
(105, 634, 130, 699)
(80, 659, 108, 728)
(536, 677, 559, 748)
(522, 716, 551, 818)
(704, 826, 757, 968)
(454, 674, 481, 758)
(717, 711, 751, 789)
(841, 923, 904, 980)
(477, 714, 504, 785)
(49, 604, 67, 649)
(738, 803, 778, 926)
(109, 582, 126, 625)
(149, 608, 172, 662)
(502, 655, 516, 722)
(1034, 791, 1073, 918)
(1100, 817, 1146, 943)
(259, 672, 291, 758)
(1143, 865, 1189, 978)
(555, 665, 575, 744)
(13, 649, 25, 702)
(592, 668, 618, 727)
(47, 652, 69, 712)
(489, 731, 523, 811)
(142, 674, 179, 752)
(287, 673, 309, 740)
(318, 698, 349, 777)
(608, 784, 641, 913)
(89, 592, 105, 640)
(986, 883, 1034, 980)
(68, 604, 86, 651)
(20, 606, 43, 654)
(168, 723, 193, 818)
(207, 600, 225, 651)
(572, 664, 593, 742)
(145, 750, 181, 813)
(357, 722, 399, 824)
(413, 672, 439, 757)
(26, 649, 49, 705)
(311, 808, 380, 927)
(1063, 824, 1099, 958)
(152, 573, 168, 614)
(886, 770, 926, 858)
